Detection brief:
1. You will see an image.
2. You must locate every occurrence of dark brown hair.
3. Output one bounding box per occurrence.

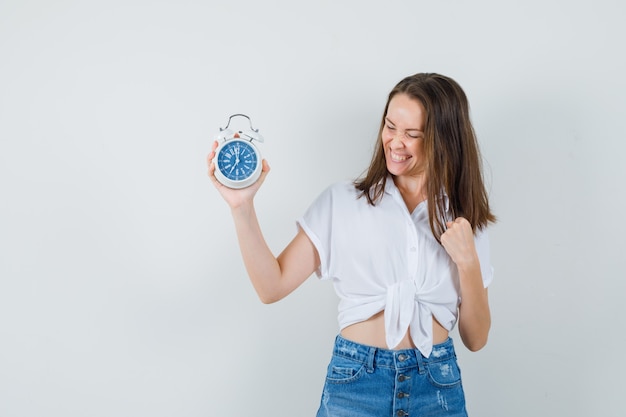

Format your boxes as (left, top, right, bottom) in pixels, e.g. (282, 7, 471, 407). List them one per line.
(354, 73, 496, 241)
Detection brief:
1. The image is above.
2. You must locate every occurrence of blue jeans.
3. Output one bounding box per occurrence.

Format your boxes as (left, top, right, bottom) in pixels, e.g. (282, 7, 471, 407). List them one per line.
(316, 335, 468, 417)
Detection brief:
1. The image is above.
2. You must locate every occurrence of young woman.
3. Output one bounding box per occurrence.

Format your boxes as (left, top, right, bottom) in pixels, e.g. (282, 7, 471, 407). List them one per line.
(208, 73, 496, 416)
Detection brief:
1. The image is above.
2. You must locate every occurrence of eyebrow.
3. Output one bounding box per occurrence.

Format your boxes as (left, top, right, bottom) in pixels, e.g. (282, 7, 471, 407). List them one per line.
(384, 117, 423, 132)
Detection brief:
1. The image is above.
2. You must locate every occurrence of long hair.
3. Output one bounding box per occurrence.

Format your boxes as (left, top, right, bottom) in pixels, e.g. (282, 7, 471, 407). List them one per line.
(354, 73, 496, 241)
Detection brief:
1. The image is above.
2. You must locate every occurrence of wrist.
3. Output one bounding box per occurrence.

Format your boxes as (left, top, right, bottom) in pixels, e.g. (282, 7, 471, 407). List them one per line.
(455, 257, 481, 276)
(230, 200, 255, 216)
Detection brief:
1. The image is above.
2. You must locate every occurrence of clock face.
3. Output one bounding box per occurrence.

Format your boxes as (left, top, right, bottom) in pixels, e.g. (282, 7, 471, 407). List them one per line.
(216, 140, 259, 182)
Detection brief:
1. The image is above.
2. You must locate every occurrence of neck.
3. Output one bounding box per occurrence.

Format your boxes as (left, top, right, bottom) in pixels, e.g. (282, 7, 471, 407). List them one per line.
(393, 174, 427, 212)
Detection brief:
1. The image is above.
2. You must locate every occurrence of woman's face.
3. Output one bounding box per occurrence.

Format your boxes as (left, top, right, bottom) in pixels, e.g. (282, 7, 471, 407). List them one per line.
(382, 93, 426, 179)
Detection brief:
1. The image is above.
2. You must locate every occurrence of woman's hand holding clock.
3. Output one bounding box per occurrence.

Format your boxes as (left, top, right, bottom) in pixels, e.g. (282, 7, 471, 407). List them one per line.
(207, 140, 270, 209)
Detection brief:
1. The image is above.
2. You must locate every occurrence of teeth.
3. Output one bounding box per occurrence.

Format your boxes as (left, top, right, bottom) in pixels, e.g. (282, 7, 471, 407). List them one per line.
(391, 152, 410, 162)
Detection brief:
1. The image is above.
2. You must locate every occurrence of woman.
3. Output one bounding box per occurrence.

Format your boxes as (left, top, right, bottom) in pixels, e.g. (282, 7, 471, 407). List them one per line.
(208, 73, 496, 416)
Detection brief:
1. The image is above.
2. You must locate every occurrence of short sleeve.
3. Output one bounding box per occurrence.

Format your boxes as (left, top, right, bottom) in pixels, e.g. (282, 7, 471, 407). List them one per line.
(474, 228, 494, 288)
(296, 185, 335, 280)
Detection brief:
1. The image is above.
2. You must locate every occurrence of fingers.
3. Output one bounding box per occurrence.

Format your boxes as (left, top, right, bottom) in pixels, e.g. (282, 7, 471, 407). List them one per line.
(207, 162, 222, 189)
(206, 154, 215, 176)
(443, 218, 472, 244)
(253, 159, 271, 188)
(207, 141, 219, 176)
(446, 217, 469, 228)
(441, 217, 477, 265)
(207, 141, 218, 160)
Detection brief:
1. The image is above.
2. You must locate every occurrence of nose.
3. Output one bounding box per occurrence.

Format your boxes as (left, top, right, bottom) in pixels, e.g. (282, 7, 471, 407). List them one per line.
(389, 133, 405, 148)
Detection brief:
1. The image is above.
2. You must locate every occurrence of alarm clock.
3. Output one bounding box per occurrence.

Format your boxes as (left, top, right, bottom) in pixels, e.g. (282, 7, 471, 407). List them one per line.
(213, 114, 265, 189)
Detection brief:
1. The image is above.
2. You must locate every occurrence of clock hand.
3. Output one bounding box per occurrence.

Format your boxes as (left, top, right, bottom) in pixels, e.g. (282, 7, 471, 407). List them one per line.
(234, 145, 241, 165)
(229, 150, 240, 175)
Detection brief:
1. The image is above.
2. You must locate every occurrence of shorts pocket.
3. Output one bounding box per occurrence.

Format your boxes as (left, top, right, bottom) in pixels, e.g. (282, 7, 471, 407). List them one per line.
(325, 354, 367, 384)
(426, 357, 462, 388)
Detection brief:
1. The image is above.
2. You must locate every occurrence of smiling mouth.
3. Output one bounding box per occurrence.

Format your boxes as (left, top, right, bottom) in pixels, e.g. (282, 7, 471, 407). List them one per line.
(390, 152, 411, 162)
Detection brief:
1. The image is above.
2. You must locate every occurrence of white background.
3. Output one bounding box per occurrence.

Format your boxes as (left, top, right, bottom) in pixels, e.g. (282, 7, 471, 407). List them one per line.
(1, 1, 625, 416)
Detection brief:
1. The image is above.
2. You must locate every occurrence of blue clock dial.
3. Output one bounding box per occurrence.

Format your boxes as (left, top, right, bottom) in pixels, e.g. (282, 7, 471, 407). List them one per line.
(217, 140, 259, 181)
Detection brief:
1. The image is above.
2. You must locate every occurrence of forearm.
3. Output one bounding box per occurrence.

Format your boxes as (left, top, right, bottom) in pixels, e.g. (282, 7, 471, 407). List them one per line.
(457, 262, 491, 352)
(230, 202, 283, 303)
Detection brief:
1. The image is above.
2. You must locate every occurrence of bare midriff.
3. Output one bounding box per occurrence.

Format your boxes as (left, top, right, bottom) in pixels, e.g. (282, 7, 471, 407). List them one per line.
(340, 310, 449, 350)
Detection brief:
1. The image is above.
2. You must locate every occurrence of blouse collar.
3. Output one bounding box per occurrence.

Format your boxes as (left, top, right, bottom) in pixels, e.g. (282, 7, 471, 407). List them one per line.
(383, 175, 450, 213)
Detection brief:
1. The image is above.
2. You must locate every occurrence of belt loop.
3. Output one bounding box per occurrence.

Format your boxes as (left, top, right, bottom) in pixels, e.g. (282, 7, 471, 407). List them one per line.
(415, 348, 426, 375)
(366, 346, 376, 373)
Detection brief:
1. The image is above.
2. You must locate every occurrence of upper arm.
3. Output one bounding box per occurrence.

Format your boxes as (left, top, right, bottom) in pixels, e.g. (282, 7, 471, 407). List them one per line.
(272, 228, 320, 302)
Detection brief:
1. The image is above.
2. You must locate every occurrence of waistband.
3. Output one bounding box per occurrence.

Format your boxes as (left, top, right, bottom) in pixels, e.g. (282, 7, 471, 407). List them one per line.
(332, 334, 456, 370)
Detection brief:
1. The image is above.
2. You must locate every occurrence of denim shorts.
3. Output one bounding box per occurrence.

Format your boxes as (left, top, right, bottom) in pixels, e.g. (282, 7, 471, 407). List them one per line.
(316, 335, 468, 417)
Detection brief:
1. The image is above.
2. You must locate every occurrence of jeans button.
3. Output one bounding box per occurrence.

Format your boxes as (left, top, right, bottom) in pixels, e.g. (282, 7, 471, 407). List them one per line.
(396, 410, 408, 417)
(398, 353, 408, 362)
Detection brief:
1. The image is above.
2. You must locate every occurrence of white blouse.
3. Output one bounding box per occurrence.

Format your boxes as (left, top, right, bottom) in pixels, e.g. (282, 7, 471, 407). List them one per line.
(297, 178, 493, 358)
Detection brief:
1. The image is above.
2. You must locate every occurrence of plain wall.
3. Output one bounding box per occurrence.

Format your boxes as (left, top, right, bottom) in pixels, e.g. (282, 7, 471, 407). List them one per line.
(1, 0, 625, 416)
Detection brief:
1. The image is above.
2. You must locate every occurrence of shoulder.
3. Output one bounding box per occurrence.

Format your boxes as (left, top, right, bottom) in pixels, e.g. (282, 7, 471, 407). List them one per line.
(303, 181, 364, 220)
(314, 180, 360, 203)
